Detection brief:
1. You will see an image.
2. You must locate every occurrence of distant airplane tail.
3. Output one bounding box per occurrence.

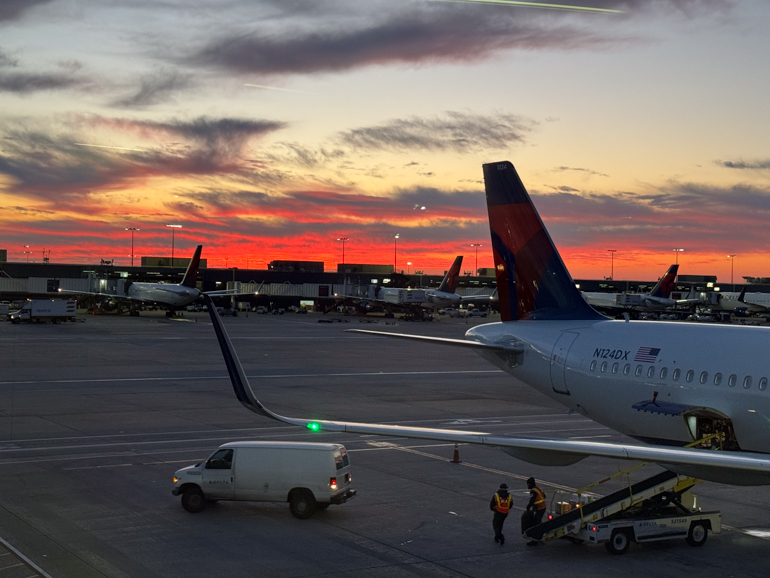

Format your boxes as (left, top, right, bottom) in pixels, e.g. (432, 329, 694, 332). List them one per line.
(483, 161, 605, 322)
(649, 264, 679, 298)
(737, 286, 747, 303)
(437, 255, 463, 293)
(181, 245, 203, 288)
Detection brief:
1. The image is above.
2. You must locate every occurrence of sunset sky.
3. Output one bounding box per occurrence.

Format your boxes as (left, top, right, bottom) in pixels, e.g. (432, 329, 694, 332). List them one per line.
(2, 0, 769, 282)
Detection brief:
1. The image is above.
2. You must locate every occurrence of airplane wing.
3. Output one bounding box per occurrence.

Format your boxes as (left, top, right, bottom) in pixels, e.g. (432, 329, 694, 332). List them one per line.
(204, 294, 770, 485)
(345, 329, 523, 352)
(56, 289, 144, 302)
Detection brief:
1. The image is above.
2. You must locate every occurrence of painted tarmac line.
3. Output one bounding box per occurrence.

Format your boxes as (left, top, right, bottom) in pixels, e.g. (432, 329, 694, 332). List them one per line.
(0, 369, 503, 386)
(0, 536, 52, 578)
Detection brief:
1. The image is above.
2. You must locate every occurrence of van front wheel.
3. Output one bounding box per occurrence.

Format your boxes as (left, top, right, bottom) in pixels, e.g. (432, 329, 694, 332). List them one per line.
(181, 487, 206, 513)
(289, 491, 317, 519)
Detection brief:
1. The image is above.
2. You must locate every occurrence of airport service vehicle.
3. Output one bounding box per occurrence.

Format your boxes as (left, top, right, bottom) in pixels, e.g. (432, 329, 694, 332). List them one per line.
(466, 309, 488, 318)
(203, 161, 770, 488)
(172, 441, 355, 519)
(8, 299, 77, 324)
(525, 469, 721, 554)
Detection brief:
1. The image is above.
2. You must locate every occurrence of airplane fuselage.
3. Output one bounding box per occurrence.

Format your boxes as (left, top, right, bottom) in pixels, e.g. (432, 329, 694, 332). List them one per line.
(422, 290, 461, 309)
(466, 319, 770, 455)
(127, 283, 201, 307)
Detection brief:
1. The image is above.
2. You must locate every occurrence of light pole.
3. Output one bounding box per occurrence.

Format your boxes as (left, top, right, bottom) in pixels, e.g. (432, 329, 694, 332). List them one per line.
(672, 248, 684, 265)
(607, 249, 616, 280)
(407, 262, 412, 275)
(337, 237, 349, 268)
(126, 227, 139, 266)
(394, 234, 400, 272)
(470, 243, 483, 276)
(727, 254, 737, 288)
(166, 224, 182, 265)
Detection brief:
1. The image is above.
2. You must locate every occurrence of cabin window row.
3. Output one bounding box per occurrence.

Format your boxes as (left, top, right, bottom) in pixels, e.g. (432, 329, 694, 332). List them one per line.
(588, 360, 768, 391)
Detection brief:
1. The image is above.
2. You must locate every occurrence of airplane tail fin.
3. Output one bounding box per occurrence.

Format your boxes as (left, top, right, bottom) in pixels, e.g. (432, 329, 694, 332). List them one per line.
(180, 245, 203, 288)
(483, 161, 605, 322)
(437, 256, 463, 293)
(738, 286, 747, 302)
(648, 264, 679, 298)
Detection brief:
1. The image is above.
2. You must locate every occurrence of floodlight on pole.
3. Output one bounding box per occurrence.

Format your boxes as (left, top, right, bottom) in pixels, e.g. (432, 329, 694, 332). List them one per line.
(337, 237, 349, 267)
(126, 227, 140, 266)
(166, 224, 182, 264)
(470, 243, 483, 276)
(607, 249, 617, 280)
(727, 254, 737, 287)
(394, 234, 400, 272)
(672, 248, 684, 265)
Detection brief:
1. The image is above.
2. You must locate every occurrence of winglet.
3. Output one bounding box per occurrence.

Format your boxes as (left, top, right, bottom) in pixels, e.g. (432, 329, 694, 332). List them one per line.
(649, 264, 679, 298)
(181, 245, 203, 288)
(483, 161, 605, 322)
(437, 256, 463, 293)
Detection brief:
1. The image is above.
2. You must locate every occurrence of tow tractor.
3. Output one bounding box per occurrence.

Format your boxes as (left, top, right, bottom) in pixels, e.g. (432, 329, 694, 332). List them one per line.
(524, 436, 722, 555)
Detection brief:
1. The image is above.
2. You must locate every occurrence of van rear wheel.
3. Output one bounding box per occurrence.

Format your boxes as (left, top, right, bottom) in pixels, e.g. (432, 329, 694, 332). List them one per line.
(289, 491, 317, 519)
(181, 487, 206, 513)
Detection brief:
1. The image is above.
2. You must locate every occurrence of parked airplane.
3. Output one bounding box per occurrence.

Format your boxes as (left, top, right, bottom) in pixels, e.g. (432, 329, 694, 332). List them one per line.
(204, 162, 770, 486)
(63, 245, 240, 316)
(581, 264, 689, 315)
(707, 287, 770, 317)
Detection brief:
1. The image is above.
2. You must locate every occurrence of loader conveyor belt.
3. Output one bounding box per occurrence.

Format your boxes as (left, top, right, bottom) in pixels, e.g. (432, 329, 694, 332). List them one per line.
(525, 470, 679, 541)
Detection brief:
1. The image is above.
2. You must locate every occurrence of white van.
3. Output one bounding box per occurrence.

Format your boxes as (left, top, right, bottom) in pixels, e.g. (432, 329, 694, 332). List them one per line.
(171, 441, 356, 518)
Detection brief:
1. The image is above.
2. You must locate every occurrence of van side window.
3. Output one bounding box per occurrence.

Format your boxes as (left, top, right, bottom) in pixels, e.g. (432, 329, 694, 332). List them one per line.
(206, 449, 233, 470)
(335, 449, 350, 470)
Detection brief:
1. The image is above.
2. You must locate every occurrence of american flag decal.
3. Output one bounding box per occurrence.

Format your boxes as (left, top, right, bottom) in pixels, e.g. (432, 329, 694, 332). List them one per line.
(634, 347, 660, 363)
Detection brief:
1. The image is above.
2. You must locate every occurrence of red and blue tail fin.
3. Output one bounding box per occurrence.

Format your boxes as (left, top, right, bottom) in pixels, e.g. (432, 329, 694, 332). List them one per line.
(648, 264, 678, 298)
(483, 161, 605, 322)
(437, 255, 463, 293)
(180, 245, 203, 288)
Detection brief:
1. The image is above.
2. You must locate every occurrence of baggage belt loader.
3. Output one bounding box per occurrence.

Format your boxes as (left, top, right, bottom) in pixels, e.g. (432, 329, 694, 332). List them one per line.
(524, 469, 721, 555)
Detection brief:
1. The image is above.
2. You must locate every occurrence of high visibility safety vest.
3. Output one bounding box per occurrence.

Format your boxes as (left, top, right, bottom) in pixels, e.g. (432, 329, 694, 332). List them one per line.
(494, 493, 512, 514)
(532, 487, 546, 510)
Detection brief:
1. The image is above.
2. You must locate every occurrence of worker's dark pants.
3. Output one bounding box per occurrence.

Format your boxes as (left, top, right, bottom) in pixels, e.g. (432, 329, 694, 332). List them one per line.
(492, 512, 508, 542)
(521, 508, 546, 534)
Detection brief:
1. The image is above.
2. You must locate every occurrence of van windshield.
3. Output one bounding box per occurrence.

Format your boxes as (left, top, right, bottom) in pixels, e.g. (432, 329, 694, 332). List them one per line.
(334, 449, 350, 470)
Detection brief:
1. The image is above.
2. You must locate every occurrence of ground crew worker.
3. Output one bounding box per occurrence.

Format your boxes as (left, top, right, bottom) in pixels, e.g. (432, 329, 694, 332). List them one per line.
(489, 483, 512, 545)
(523, 477, 547, 546)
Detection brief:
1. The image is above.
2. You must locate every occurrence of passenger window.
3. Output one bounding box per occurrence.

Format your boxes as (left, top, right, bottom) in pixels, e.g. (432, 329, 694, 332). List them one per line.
(714, 373, 722, 386)
(743, 376, 753, 389)
(206, 449, 233, 470)
(759, 377, 768, 391)
(623, 364, 630, 376)
(601, 361, 607, 373)
(612, 363, 619, 374)
(672, 369, 681, 381)
(590, 360, 597, 371)
(647, 366, 654, 378)
(686, 370, 694, 383)
(635, 365, 642, 377)
(659, 367, 667, 379)
(700, 371, 708, 384)
(728, 374, 737, 387)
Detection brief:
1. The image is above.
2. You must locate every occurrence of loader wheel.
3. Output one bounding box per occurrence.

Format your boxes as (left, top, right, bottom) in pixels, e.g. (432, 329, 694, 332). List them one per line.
(605, 529, 632, 555)
(686, 521, 708, 547)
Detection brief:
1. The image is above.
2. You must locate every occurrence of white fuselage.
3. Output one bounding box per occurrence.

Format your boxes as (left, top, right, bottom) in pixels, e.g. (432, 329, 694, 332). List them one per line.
(466, 320, 770, 454)
(127, 283, 201, 307)
(582, 292, 676, 313)
(421, 290, 461, 309)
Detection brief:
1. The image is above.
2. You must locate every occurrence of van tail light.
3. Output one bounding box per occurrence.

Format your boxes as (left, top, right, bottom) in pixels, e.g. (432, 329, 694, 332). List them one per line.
(330, 477, 338, 490)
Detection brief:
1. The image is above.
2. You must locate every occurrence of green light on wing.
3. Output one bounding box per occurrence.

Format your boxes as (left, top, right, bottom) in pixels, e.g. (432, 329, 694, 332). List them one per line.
(429, 0, 624, 13)
(307, 422, 321, 431)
